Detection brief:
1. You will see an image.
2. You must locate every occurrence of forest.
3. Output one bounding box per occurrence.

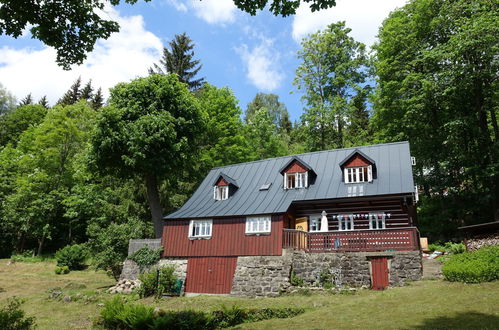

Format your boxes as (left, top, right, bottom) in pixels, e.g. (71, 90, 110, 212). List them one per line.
(0, 0, 497, 278)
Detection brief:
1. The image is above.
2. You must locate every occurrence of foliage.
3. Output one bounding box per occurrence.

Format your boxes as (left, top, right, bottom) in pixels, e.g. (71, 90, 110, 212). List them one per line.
(98, 298, 305, 330)
(290, 271, 305, 286)
(0, 104, 47, 147)
(0, 297, 36, 330)
(129, 247, 163, 272)
(138, 266, 178, 298)
(55, 244, 87, 270)
(149, 33, 204, 90)
(319, 269, 334, 289)
(428, 242, 465, 254)
(10, 253, 55, 263)
(372, 0, 499, 239)
(0, 83, 16, 116)
(294, 21, 370, 151)
(91, 74, 206, 237)
(234, 0, 336, 16)
(442, 246, 499, 283)
(54, 265, 70, 275)
(245, 93, 292, 134)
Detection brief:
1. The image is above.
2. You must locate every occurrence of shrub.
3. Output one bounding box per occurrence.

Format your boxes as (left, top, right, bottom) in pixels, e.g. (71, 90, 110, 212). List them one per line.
(55, 244, 87, 270)
(54, 266, 70, 275)
(442, 246, 499, 283)
(429, 241, 465, 254)
(0, 297, 36, 330)
(319, 269, 334, 289)
(100, 297, 155, 330)
(129, 247, 163, 272)
(290, 271, 305, 286)
(138, 266, 178, 298)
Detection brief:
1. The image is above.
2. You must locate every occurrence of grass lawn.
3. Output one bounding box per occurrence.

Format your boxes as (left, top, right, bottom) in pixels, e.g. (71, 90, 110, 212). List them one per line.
(0, 259, 498, 329)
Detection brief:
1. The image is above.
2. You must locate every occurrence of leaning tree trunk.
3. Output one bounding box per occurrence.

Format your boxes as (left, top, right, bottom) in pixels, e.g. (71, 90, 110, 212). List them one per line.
(145, 173, 164, 238)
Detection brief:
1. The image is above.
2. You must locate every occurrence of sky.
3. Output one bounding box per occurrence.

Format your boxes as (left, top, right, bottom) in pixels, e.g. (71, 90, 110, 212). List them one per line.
(0, 0, 408, 121)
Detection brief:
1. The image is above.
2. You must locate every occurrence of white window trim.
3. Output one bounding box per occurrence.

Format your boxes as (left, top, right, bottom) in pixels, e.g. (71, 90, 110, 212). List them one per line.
(284, 172, 308, 189)
(369, 213, 386, 230)
(344, 165, 373, 184)
(213, 185, 229, 200)
(309, 214, 322, 232)
(338, 214, 354, 231)
(188, 219, 213, 239)
(245, 215, 271, 234)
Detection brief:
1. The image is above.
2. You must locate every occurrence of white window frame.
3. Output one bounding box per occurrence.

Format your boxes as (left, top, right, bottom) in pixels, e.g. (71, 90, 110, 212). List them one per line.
(284, 172, 308, 189)
(213, 185, 229, 200)
(338, 214, 354, 231)
(369, 213, 386, 230)
(245, 215, 271, 234)
(344, 165, 372, 184)
(309, 214, 321, 232)
(188, 219, 213, 239)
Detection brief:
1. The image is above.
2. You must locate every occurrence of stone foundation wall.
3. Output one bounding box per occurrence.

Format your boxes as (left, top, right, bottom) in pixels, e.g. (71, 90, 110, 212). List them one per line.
(465, 233, 499, 251)
(158, 258, 188, 282)
(231, 254, 293, 297)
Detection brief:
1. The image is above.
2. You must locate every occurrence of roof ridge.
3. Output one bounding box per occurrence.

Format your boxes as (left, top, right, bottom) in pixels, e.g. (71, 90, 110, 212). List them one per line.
(211, 141, 409, 170)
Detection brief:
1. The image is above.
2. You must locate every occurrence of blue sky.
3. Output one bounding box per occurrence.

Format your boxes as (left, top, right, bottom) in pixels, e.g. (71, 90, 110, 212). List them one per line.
(0, 0, 407, 120)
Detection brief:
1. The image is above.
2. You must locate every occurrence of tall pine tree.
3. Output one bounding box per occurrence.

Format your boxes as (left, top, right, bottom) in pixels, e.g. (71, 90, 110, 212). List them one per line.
(58, 77, 82, 106)
(149, 33, 204, 90)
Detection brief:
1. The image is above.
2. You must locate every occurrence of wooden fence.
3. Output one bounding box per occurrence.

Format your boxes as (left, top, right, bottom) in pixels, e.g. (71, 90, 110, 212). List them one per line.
(282, 227, 420, 252)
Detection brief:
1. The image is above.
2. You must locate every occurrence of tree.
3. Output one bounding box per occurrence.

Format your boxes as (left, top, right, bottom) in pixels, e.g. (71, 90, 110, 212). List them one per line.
(294, 22, 369, 151)
(245, 93, 292, 134)
(0, 83, 16, 116)
(0, 104, 48, 147)
(345, 87, 372, 146)
(91, 74, 206, 237)
(0, 1, 336, 68)
(38, 96, 49, 108)
(80, 80, 94, 101)
(58, 77, 82, 106)
(19, 93, 33, 106)
(149, 33, 204, 90)
(372, 0, 498, 239)
(92, 88, 105, 110)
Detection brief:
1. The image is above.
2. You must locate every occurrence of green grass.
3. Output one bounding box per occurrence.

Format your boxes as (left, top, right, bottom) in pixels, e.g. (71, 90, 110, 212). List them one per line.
(0, 259, 498, 329)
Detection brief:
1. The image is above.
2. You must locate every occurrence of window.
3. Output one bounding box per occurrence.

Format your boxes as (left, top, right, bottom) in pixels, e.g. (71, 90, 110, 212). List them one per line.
(309, 214, 321, 232)
(213, 185, 229, 200)
(284, 172, 308, 189)
(246, 215, 271, 234)
(338, 214, 354, 231)
(189, 219, 212, 238)
(369, 213, 386, 230)
(344, 166, 372, 183)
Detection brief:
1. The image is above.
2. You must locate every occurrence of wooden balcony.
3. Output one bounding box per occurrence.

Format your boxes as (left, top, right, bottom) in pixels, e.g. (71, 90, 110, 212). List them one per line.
(282, 227, 420, 252)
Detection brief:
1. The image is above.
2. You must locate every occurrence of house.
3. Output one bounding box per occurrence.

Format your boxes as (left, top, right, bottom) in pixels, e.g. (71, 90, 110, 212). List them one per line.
(161, 141, 422, 296)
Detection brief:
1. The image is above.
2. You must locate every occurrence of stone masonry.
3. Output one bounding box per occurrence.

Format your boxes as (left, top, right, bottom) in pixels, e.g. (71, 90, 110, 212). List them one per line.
(120, 258, 188, 281)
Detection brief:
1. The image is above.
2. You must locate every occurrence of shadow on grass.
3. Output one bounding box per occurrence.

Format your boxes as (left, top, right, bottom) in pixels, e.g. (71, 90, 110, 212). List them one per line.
(412, 312, 499, 330)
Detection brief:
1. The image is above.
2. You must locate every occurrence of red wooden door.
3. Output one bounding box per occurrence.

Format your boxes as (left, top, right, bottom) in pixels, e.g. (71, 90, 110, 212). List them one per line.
(371, 257, 389, 290)
(185, 257, 237, 294)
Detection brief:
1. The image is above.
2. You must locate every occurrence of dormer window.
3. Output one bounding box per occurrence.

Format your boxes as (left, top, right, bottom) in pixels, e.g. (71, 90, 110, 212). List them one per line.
(339, 149, 376, 184)
(280, 156, 316, 190)
(213, 173, 238, 200)
(344, 166, 372, 183)
(214, 185, 229, 200)
(284, 172, 308, 189)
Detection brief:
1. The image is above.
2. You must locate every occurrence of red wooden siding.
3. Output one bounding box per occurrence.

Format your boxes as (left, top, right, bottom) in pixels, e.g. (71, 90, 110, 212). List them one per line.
(344, 155, 371, 168)
(215, 178, 229, 186)
(371, 257, 389, 290)
(185, 257, 237, 294)
(162, 215, 283, 257)
(283, 161, 308, 173)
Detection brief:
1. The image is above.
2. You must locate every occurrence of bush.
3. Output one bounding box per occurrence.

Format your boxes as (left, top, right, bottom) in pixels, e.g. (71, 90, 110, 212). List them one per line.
(290, 271, 305, 286)
(54, 266, 70, 275)
(428, 241, 465, 254)
(138, 266, 178, 298)
(129, 247, 163, 272)
(0, 297, 36, 330)
(98, 299, 305, 330)
(442, 246, 499, 283)
(55, 244, 87, 270)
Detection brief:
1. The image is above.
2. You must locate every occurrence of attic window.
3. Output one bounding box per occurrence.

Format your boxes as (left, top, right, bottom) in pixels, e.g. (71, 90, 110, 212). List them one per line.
(339, 150, 376, 184)
(284, 172, 308, 189)
(280, 157, 315, 190)
(344, 166, 372, 183)
(213, 173, 238, 200)
(214, 186, 228, 200)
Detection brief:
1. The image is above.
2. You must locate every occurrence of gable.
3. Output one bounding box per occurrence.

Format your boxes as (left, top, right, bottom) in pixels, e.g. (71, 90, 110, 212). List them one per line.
(283, 161, 308, 173)
(215, 177, 229, 186)
(343, 155, 371, 168)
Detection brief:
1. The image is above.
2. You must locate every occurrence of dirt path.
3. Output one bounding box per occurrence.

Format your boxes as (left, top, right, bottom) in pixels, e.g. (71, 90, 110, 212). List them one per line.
(422, 258, 442, 279)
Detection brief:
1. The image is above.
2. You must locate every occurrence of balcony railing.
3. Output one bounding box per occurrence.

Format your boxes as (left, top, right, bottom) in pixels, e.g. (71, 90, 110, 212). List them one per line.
(282, 227, 420, 252)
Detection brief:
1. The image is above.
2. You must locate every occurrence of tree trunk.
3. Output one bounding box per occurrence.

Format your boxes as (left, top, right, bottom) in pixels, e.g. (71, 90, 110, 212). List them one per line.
(37, 236, 45, 256)
(145, 173, 164, 238)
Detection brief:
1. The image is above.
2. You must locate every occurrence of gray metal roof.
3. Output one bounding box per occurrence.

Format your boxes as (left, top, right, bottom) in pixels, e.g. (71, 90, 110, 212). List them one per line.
(165, 141, 415, 219)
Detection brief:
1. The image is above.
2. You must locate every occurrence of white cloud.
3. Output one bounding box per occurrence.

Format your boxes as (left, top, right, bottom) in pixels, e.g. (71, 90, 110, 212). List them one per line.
(166, 0, 236, 24)
(292, 0, 408, 46)
(236, 38, 284, 91)
(0, 7, 163, 106)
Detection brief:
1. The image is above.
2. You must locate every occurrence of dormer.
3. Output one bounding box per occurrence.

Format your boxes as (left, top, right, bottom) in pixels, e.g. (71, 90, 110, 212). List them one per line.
(213, 173, 238, 200)
(280, 156, 316, 189)
(339, 149, 377, 184)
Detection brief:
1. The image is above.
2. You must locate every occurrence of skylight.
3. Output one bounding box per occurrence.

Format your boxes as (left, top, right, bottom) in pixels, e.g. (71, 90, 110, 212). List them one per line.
(259, 183, 272, 191)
